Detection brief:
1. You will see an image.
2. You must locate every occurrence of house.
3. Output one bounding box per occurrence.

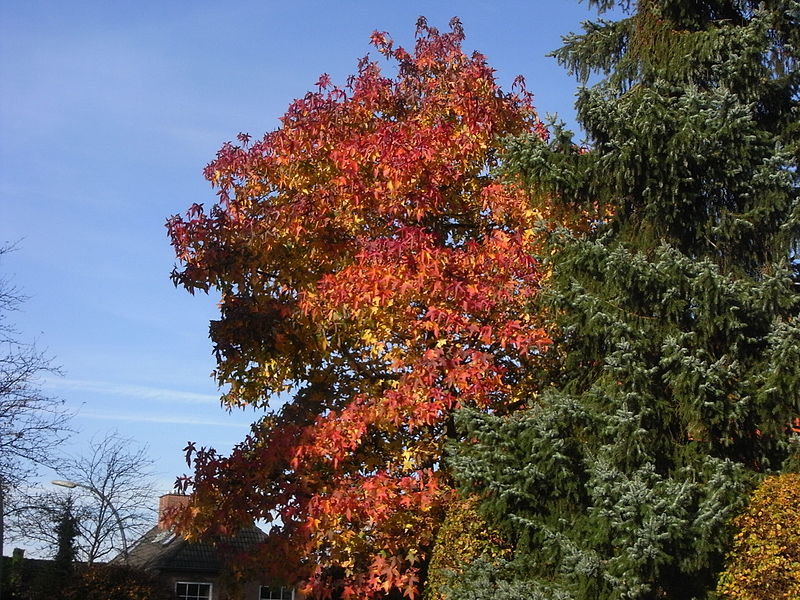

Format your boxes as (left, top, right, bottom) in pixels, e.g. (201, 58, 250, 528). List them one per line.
(122, 494, 296, 600)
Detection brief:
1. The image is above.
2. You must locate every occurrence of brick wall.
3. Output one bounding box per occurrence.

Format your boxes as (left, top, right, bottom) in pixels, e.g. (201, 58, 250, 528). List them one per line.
(158, 493, 190, 530)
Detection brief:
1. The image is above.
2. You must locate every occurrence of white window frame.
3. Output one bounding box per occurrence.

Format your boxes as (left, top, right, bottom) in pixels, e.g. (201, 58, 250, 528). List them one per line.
(175, 581, 213, 600)
(259, 585, 295, 600)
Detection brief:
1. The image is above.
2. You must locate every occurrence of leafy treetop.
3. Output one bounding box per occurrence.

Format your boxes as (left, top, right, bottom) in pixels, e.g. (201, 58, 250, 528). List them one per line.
(167, 17, 551, 599)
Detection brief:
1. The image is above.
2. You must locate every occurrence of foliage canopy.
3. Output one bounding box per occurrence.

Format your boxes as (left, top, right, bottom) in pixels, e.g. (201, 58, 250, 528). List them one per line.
(448, 0, 799, 598)
(168, 18, 551, 598)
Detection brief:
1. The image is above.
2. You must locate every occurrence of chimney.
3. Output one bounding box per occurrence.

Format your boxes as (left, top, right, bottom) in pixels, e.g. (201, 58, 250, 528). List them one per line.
(158, 493, 190, 530)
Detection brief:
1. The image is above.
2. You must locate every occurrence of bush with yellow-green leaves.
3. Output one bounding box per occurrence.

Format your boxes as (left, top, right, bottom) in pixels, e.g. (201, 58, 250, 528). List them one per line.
(424, 495, 511, 600)
(716, 472, 800, 600)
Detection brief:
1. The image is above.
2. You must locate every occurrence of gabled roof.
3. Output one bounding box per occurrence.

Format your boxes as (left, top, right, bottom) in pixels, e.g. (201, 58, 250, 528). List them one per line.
(121, 525, 267, 574)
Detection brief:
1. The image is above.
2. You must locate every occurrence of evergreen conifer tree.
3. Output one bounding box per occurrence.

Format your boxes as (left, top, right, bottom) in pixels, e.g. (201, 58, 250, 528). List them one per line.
(52, 500, 79, 586)
(27, 501, 80, 599)
(448, 1, 799, 598)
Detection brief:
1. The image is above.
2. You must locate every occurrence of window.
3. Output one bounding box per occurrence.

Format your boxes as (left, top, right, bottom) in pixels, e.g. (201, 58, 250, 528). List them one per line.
(260, 586, 294, 600)
(176, 582, 212, 600)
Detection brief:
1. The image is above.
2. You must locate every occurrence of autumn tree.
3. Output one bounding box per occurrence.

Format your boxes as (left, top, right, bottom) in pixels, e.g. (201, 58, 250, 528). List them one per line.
(449, 1, 799, 598)
(167, 18, 551, 599)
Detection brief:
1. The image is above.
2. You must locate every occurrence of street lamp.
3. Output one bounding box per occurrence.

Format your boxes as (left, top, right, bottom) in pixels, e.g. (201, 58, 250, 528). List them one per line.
(51, 480, 129, 564)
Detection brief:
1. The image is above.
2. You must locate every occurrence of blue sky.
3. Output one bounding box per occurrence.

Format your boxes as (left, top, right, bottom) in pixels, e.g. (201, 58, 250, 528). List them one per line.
(1, 0, 614, 553)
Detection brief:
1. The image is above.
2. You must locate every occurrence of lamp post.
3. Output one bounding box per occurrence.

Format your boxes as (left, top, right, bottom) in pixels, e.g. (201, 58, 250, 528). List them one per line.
(51, 480, 129, 564)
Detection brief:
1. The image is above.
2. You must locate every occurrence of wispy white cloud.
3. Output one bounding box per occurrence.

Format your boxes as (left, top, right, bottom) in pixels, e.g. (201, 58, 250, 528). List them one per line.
(43, 378, 220, 404)
(77, 410, 249, 428)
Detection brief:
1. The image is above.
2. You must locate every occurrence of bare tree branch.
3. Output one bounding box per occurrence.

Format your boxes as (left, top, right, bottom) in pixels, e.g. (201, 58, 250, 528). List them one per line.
(1, 244, 74, 549)
(9, 432, 158, 563)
